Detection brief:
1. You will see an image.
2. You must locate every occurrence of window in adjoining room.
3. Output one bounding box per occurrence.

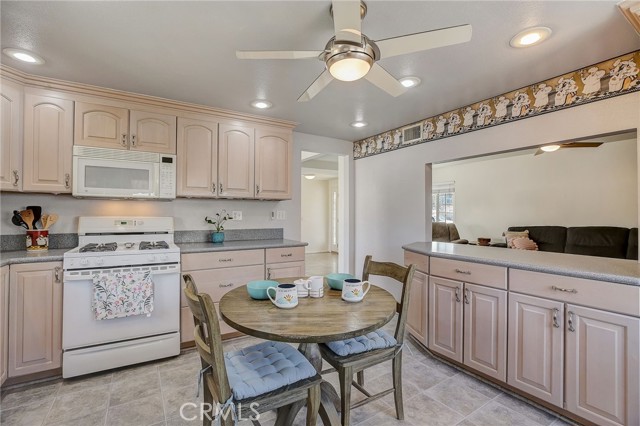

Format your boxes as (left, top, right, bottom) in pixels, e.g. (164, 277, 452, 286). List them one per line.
(432, 181, 455, 223)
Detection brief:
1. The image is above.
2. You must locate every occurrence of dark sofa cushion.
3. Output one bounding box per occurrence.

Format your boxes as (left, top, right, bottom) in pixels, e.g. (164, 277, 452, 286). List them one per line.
(627, 228, 638, 260)
(565, 227, 630, 259)
(508, 226, 567, 253)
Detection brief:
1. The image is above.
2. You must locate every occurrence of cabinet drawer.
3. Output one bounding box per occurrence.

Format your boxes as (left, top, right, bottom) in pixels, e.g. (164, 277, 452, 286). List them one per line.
(430, 258, 507, 289)
(182, 250, 263, 270)
(180, 265, 264, 305)
(404, 251, 429, 273)
(509, 269, 640, 317)
(266, 246, 305, 263)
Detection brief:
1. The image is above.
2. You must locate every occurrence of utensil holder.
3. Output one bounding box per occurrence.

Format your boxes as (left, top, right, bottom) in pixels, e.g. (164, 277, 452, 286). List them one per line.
(26, 230, 49, 251)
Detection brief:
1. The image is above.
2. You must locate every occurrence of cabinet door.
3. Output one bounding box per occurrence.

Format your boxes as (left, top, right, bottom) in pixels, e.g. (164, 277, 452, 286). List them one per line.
(266, 262, 306, 280)
(1, 265, 9, 385)
(23, 92, 73, 193)
(9, 262, 63, 377)
(565, 304, 640, 426)
(1, 79, 23, 191)
(406, 271, 428, 346)
(428, 276, 463, 362)
(218, 124, 255, 198)
(255, 128, 291, 200)
(507, 293, 564, 407)
(74, 102, 129, 149)
(463, 283, 506, 381)
(176, 117, 218, 197)
(130, 110, 177, 154)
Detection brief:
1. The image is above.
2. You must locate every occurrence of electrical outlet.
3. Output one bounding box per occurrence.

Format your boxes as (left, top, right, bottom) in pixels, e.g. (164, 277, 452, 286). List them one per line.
(232, 211, 242, 220)
(277, 210, 286, 220)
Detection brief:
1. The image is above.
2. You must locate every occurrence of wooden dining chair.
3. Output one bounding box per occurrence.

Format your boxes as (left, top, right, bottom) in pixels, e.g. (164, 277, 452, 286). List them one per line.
(183, 274, 322, 426)
(319, 256, 415, 426)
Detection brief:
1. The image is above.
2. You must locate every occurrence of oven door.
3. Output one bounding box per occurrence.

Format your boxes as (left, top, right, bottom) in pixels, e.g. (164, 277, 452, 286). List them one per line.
(62, 264, 180, 350)
(73, 155, 160, 198)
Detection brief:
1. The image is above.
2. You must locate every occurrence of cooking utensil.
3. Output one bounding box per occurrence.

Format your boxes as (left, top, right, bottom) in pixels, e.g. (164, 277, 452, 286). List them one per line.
(11, 211, 29, 229)
(26, 206, 42, 229)
(45, 213, 58, 229)
(41, 214, 49, 229)
(20, 209, 34, 230)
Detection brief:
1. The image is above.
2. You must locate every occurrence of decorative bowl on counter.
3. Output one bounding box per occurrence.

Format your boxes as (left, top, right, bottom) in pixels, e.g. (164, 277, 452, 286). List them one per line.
(247, 280, 279, 300)
(325, 273, 355, 290)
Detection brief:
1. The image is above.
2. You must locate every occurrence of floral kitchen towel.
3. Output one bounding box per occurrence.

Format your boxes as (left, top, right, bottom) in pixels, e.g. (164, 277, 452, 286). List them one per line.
(92, 271, 154, 320)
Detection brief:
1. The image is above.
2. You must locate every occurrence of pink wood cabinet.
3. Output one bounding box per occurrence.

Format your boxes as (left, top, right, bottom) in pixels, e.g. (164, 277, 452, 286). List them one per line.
(0, 79, 23, 191)
(428, 276, 463, 362)
(255, 128, 292, 200)
(218, 124, 255, 198)
(1, 265, 9, 385)
(176, 117, 219, 197)
(406, 271, 428, 346)
(8, 262, 63, 377)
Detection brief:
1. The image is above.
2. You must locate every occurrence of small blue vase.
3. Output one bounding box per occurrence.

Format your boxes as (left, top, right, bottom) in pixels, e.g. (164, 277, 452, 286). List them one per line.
(211, 232, 225, 244)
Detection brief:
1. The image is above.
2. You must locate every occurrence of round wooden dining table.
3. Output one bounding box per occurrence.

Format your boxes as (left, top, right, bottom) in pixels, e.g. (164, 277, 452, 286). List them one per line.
(219, 277, 398, 426)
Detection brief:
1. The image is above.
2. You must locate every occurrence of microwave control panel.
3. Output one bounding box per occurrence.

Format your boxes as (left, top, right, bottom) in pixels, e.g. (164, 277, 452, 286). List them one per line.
(159, 155, 177, 199)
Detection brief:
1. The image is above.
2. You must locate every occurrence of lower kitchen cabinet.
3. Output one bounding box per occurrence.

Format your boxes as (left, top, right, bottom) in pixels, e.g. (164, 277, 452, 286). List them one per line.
(428, 276, 463, 362)
(8, 262, 63, 377)
(565, 304, 640, 426)
(406, 270, 428, 346)
(1, 265, 9, 385)
(266, 246, 305, 279)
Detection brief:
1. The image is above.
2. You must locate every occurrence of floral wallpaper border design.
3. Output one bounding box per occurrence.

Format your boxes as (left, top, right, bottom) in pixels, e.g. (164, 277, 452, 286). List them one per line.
(354, 51, 640, 160)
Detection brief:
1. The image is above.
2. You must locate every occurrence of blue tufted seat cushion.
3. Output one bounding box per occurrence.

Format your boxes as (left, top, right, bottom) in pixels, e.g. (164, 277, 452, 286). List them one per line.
(225, 341, 317, 400)
(325, 329, 397, 357)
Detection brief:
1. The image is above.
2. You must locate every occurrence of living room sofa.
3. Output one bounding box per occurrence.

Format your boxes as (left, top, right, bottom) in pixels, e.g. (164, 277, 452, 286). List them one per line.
(494, 226, 638, 260)
(432, 222, 468, 244)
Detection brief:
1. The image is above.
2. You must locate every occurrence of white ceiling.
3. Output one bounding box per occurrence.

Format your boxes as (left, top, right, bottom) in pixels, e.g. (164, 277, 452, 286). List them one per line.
(2, 1, 639, 142)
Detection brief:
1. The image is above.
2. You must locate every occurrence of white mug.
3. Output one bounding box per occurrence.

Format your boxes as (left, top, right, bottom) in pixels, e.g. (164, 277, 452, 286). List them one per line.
(294, 279, 311, 297)
(267, 284, 299, 309)
(342, 279, 371, 302)
(307, 275, 324, 298)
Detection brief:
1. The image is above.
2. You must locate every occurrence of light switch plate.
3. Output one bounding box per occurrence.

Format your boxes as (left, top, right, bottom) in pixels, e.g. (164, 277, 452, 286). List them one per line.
(232, 211, 242, 220)
(276, 210, 286, 220)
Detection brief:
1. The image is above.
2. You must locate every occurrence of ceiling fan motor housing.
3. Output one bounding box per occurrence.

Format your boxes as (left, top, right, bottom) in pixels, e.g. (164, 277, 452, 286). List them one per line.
(323, 36, 380, 79)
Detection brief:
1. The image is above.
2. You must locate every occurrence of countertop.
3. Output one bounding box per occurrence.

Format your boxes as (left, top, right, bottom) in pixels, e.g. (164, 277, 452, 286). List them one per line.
(403, 242, 640, 286)
(0, 239, 308, 267)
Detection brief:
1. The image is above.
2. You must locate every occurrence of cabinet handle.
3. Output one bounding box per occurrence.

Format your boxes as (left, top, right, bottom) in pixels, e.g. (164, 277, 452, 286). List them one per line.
(455, 287, 461, 303)
(455, 269, 471, 275)
(463, 288, 470, 304)
(281, 253, 292, 258)
(218, 258, 233, 263)
(54, 267, 61, 283)
(65, 173, 71, 189)
(121, 133, 128, 147)
(131, 134, 136, 147)
(552, 308, 560, 328)
(212, 182, 216, 193)
(219, 182, 223, 193)
(567, 311, 576, 332)
(219, 283, 234, 288)
(552, 286, 577, 294)
(12, 170, 19, 186)
(267, 268, 271, 279)
(256, 184, 260, 194)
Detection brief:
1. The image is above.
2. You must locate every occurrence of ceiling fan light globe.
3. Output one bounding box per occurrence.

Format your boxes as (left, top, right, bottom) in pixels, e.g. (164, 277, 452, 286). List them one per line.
(540, 144, 561, 152)
(327, 51, 373, 81)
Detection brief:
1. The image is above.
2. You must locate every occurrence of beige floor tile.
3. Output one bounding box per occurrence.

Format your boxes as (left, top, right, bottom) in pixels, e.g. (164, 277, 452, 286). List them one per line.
(415, 352, 460, 377)
(402, 392, 465, 426)
(464, 400, 544, 426)
(112, 361, 159, 382)
(159, 362, 201, 392)
(0, 398, 54, 426)
(106, 394, 165, 426)
(157, 351, 199, 371)
(45, 385, 110, 424)
(0, 379, 61, 410)
(451, 372, 502, 399)
(47, 410, 108, 426)
(494, 393, 558, 426)
(58, 371, 113, 395)
(426, 376, 493, 416)
(110, 370, 162, 407)
(356, 405, 417, 426)
(162, 384, 202, 421)
(403, 360, 451, 392)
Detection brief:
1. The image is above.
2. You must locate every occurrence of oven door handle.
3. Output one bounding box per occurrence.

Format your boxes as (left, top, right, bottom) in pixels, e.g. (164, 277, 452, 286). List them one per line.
(63, 265, 180, 281)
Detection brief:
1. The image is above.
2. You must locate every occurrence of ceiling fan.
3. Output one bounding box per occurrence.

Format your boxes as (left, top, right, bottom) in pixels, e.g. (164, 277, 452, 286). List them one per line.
(236, 1, 472, 102)
(534, 142, 603, 156)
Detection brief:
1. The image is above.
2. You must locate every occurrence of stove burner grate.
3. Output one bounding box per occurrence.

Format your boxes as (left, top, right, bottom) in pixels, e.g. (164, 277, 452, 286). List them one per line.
(139, 241, 170, 250)
(79, 242, 118, 253)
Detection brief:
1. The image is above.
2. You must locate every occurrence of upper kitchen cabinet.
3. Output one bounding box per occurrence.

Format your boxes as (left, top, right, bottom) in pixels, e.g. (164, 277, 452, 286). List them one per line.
(255, 128, 292, 200)
(218, 123, 255, 198)
(0, 79, 23, 191)
(176, 117, 219, 197)
(75, 101, 176, 154)
(23, 89, 74, 193)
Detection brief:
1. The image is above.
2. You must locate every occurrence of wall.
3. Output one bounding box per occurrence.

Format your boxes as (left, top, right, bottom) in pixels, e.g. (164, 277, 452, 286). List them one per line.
(433, 137, 638, 242)
(301, 179, 329, 253)
(355, 93, 640, 273)
(0, 132, 354, 253)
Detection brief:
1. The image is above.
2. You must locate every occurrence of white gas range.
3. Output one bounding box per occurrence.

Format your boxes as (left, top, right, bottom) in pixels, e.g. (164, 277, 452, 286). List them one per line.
(62, 217, 181, 378)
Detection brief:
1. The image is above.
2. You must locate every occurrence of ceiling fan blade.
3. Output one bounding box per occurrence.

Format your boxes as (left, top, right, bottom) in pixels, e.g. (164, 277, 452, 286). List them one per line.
(236, 50, 323, 60)
(364, 63, 407, 97)
(377, 24, 472, 59)
(561, 142, 604, 148)
(298, 70, 333, 102)
(332, 0, 362, 43)
(534, 148, 544, 156)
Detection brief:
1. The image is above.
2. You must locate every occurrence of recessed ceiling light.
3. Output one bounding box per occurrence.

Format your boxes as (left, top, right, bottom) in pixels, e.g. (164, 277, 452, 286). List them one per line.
(540, 144, 561, 152)
(510, 27, 552, 48)
(350, 121, 368, 128)
(251, 100, 272, 109)
(399, 76, 421, 88)
(2, 48, 45, 64)
(304, 174, 316, 180)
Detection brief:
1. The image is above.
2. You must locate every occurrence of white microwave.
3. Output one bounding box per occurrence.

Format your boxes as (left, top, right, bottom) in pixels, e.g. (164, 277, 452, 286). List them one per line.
(72, 146, 176, 199)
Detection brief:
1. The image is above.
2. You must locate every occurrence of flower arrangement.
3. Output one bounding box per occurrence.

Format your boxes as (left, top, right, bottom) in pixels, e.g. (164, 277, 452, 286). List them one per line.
(205, 210, 233, 233)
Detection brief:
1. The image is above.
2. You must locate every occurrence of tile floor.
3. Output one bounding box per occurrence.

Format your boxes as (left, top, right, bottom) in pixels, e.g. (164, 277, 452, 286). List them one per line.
(1, 326, 576, 426)
(305, 252, 339, 276)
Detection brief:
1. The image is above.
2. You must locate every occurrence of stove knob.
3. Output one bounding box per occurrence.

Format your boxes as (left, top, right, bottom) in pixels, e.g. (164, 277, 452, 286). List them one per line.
(96, 258, 104, 265)
(81, 258, 89, 266)
(148, 255, 157, 262)
(160, 255, 169, 261)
